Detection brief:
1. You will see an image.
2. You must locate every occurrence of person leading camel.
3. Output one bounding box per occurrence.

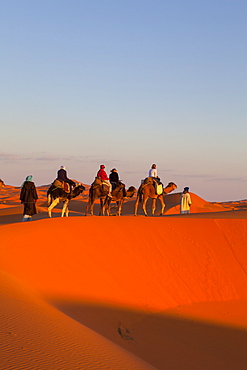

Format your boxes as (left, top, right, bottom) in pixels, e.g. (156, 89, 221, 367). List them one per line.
(97, 165, 112, 197)
(20, 175, 38, 221)
(180, 187, 192, 214)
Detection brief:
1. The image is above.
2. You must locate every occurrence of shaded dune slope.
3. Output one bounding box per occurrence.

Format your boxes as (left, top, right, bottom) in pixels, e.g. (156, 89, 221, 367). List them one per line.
(0, 271, 155, 370)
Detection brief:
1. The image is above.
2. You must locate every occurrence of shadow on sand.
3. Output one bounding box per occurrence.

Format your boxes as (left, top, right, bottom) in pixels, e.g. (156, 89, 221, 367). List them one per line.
(51, 300, 247, 370)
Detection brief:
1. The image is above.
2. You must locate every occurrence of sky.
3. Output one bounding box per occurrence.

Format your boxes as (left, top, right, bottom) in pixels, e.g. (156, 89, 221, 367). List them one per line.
(0, 0, 246, 201)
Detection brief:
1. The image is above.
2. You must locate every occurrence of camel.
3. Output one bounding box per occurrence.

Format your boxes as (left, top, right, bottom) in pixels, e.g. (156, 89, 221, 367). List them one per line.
(104, 183, 136, 216)
(85, 178, 110, 216)
(47, 182, 85, 217)
(86, 178, 136, 216)
(0, 179, 5, 191)
(134, 178, 177, 216)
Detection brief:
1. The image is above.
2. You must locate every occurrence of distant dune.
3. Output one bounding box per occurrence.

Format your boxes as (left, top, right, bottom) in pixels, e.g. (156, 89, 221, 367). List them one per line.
(0, 184, 247, 369)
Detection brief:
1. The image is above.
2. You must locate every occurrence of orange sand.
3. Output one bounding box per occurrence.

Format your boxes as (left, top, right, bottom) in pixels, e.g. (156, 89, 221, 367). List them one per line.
(0, 184, 247, 369)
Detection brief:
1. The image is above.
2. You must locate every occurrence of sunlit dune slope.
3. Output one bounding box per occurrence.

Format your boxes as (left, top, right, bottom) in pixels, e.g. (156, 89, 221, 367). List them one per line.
(1, 217, 247, 308)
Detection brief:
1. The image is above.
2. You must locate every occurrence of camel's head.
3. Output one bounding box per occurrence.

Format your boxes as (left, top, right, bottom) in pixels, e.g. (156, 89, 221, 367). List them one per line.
(0, 179, 5, 189)
(74, 183, 86, 194)
(126, 186, 136, 198)
(164, 182, 177, 194)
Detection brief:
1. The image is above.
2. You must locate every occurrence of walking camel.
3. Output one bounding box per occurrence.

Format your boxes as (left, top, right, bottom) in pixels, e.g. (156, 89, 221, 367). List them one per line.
(134, 179, 177, 216)
(86, 178, 136, 216)
(104, 183, 136, 216)
(47, 182, 85, 217)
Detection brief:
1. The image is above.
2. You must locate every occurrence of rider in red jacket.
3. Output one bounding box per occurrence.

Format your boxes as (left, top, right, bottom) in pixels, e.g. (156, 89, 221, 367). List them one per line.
(97, 165, 112, 196)
(97, 165, 109, 181)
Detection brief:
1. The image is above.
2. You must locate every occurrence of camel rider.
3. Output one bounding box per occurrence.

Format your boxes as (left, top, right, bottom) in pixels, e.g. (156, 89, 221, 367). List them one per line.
(149, 164, 158, 178)
(57, 166, 75, 192)
(109, 168, 127, 197)
(109, 168, 119, 190)
(148, 164, 161, 184)
(97, 165, 112, 197)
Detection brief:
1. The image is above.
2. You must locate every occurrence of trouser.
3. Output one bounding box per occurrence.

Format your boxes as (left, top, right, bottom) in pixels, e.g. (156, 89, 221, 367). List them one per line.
(102, 180, 112, 193)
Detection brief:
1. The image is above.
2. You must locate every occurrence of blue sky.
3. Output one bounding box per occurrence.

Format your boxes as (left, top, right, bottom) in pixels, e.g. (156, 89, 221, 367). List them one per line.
(0, 0, 246, 201)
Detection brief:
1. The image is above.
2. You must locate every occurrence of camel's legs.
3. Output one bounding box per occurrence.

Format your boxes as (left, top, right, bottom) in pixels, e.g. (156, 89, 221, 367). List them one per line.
(85, 200, 92, 216)
(104, 197, 111, 216)
(151, 198, 157, 215)
(47, 198, 60, 218)
(61, 200, 69, 217)
(106, 202, 111, 216)
(90, 202, 95, 216)
(160, 197, 165, 215)
(65, 206, 69, 217)
(85, 193, 95, 216)
(134, 198, 139, 216)
(99, 199, 103, 215)
(100, 198, 106, 216)
(117, 200, 123, 216)
(116, 201, 120, 216)
(85, 197, 95, 216)
(142, 197, 148, 216)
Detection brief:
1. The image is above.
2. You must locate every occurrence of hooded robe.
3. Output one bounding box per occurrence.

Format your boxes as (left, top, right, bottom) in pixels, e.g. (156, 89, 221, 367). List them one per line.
(20, 181, 38, 216)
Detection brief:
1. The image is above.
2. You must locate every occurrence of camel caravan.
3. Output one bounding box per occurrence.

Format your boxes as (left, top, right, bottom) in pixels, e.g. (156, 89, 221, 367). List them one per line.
(45, 163, 177, 217)
(1, 164, 178, 217)
(86, 176, 177, 217)
(85, 163, 177, 216)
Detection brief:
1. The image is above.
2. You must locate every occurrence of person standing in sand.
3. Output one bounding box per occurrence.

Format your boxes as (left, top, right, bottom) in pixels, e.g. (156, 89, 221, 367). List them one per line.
(20, 175, 38, 221)
(180, 187, 192, 214)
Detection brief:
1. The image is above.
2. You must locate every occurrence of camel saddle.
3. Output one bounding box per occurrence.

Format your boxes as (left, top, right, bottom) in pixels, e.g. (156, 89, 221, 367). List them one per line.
(92, 177, 110, 193)
(53, 179, 70, 193)
(155, 182, 163, 195)
(142, 177, 163, 195)
(112, 181, 126, 197)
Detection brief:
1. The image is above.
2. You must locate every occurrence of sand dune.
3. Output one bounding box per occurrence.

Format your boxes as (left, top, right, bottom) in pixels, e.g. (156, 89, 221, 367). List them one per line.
(0, 271, 155, 370)
(0, 184, 247, 369)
